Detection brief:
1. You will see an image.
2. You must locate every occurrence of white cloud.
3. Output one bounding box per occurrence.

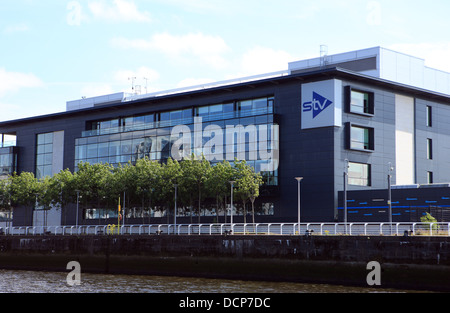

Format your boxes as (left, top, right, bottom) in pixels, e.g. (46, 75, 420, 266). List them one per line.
(3, 23, 30, 34)
(0, 101, 22, 122)
(0, 68, 43, 97)
(239, 46, 292, 76)
(88, 0, 151, 23)
(111, 32, 230, 69)
(157, 0, 230, 14)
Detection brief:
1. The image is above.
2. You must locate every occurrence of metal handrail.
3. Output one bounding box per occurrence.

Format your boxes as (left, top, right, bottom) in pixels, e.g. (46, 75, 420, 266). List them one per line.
(1, 222, 450, 236)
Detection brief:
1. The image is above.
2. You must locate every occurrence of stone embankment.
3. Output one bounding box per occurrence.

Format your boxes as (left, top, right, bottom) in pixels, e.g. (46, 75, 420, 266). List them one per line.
(0, 234, 449, 291)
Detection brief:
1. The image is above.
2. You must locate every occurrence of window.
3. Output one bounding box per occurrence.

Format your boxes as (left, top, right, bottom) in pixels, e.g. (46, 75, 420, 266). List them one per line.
(1, 133, 17, 148)
(346, 86, 374, 115)
(159, 112, 170, 121)
(427, 171, 434, 184)
(427, 138, 433, 160)
(238, 100, 252, 111)
(349, 124, 374, 151)
(170, 110, 182, 121)
(195, 106, 209, 117)
(348, 162, 371, 186)
(0, 147, 17, 177)
(426, 106, 432, 127)
(182, 109, 193, 119)
(36, 132, 54, 179)
(144, 114, 154, 124)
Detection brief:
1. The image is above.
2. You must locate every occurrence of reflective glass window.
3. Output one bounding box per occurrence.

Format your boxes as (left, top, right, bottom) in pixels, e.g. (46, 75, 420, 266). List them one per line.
(348, 162, 371, 186)
(36, 132, 54, 179)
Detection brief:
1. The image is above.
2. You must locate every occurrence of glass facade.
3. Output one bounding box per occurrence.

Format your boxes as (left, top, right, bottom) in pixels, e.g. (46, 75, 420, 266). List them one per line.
(36, 132, 54, 179)
(75, 96, 278, 185)
(0, 147, 17, 178)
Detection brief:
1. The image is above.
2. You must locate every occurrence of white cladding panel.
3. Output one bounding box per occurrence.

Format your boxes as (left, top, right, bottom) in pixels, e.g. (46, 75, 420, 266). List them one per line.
(395, 94, 415, 185)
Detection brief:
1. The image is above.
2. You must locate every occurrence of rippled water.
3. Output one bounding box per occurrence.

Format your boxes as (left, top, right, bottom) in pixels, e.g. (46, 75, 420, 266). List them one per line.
(0, 270, 425, 293)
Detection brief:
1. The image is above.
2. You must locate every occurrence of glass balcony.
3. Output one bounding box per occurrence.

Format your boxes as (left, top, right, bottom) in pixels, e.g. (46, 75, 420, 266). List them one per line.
(81, 106, 274, 138)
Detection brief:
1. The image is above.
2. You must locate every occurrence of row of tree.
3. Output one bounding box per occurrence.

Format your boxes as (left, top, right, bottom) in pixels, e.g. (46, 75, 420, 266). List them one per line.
(0, 156, 264, 225)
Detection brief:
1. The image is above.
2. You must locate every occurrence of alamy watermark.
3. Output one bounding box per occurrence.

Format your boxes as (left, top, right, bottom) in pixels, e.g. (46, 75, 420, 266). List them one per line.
(66, 261, 81, 286)
(170, 117, 279, 172)
(366, 261, 381, 286)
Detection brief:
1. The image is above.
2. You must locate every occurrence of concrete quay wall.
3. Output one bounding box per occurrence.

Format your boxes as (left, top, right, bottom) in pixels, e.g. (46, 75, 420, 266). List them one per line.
(0, 234, 449, 291)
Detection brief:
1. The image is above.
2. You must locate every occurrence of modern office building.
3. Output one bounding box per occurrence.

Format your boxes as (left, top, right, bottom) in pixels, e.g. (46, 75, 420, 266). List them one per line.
(2, 46, 450, 226)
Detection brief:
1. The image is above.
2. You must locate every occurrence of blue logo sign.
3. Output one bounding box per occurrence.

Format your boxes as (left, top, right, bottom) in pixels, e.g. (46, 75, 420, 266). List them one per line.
(302, 92, 333, 118)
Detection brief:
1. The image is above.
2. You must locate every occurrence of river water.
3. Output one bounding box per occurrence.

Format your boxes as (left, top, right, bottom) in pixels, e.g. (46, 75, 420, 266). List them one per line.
(0, 269, 427, 293)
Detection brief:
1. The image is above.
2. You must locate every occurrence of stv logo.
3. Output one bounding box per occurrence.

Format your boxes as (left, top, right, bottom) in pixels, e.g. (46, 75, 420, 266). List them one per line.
(302, 92, 333, 118)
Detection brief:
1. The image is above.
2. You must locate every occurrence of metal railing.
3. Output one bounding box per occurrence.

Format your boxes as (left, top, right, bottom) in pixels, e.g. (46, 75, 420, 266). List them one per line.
(1, 222, 450, 236)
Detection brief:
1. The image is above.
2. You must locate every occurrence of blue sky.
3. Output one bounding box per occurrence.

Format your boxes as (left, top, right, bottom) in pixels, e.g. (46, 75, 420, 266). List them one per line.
(1, 0, 450, 122)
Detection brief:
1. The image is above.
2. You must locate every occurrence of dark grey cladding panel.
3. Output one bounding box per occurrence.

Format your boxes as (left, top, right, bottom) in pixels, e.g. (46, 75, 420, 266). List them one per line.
(291, 57, 377, 75)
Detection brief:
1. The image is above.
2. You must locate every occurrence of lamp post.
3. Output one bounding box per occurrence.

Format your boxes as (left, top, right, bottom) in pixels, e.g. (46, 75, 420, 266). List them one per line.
(75, 190, 80, 229)
(34, 193, 39, 230)
(174, 184, 178, 235)
(388, 162, 394, 235)
(229, 181, 236, 231)
(344, 159, 349, 235)
(294, 177, 303, 235)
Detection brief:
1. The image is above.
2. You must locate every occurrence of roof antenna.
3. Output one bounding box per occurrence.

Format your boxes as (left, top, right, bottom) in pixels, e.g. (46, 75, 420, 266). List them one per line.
(143, 77, 149, 94)
(128, 77, 137, 93)
(320, 45, 328, 68)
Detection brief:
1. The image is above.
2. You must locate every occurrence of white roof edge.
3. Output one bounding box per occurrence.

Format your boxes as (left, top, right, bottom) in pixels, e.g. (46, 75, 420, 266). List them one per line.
(122, 70, 289, 102)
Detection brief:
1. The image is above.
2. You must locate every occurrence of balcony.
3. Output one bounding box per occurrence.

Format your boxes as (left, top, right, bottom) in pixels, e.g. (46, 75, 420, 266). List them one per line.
(81, 107, 274, 138)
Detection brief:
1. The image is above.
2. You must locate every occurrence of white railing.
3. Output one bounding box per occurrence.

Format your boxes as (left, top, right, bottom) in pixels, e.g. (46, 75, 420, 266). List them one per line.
(1, 222, 450, 236)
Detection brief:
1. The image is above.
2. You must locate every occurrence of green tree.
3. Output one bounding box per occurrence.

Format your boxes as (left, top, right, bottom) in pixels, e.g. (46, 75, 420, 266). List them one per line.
(50, 169, 77, 225)
(72, 162, 114, 212)
(420, 212, 439, 231)
(205, 160, 236, 223)
(179, 154, 211, 223)
(159, 158, 182, 222)
(0, 178, 13, 228)
(35, 176, 55, 229)
(234, 160, 263, 224)
(8, 171, 40, 225)
(112, 161, 140, 220)
(134, 157, 162, 224)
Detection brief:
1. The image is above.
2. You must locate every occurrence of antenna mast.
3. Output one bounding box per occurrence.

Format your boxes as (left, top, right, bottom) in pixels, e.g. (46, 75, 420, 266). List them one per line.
(128, 77, 137, 94)
(320, 45, 328, 68)
(143, 77, 149, 94)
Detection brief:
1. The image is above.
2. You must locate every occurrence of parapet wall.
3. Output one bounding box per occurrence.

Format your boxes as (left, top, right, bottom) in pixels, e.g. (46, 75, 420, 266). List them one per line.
(0, 234, 449, 291)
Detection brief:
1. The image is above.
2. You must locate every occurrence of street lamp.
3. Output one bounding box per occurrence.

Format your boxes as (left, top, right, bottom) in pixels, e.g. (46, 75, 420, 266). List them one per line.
(388, 163, 394, 235)
(294, 177, 303, 235)
(344, 159, 349, 234)
(75, 190, 80, 229)
(229, 181, 236, 231)
(174, 184, 178, 235)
